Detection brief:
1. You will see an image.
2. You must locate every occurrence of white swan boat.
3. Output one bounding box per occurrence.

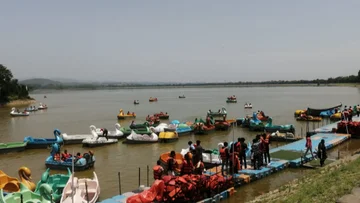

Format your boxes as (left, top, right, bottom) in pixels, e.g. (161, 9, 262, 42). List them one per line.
(153, 123, 169, 134)
(244, 103, 253, 109)
(38, 102, 48, 110)
(61, 126, 96, 144)
(122, 127, 158, 144)
(95, 123, 124, 139)
(82, 127, 118, 147)
(61, 172, 100, 203)
(10, 107, 30, 117)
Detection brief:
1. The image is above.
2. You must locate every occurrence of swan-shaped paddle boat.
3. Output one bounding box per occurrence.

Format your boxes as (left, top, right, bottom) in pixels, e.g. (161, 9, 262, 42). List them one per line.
(133, 100, 139, 105)
(0, 167, 36, 193)
(153, 123, 169, 134)
(193, 118, 215, 135)
(10, 107, 29, 117)
(82, 127, 118, 147)
(24, 106, 38, 112)
(34, 168, 71, 203)
(38, 103, 48, 110)
(158, 130, 179, 143)
(0, 141, 28, 154)
(45, 143, 95, 171)
(244, 103, 253, 109)
(121, 123, 152, 136)
(164, 120, 193, 135)
(61, 125, 96, 144)
(0, 183, 53, 203)
(270, 131, 301, 142)
(24, 129, 63, 149)
(95, 123, 124, 139)
(264, 117, 295, 133)
(122, 127, 158, 144)
(117, 109, 136, 119)
(249, 112, 266, 131)
(226, 95, 237, 103)
(60, 172, 100, 203)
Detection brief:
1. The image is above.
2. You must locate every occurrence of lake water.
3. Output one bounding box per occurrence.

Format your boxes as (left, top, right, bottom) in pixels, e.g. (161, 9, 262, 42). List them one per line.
(1, 86, 360, 202)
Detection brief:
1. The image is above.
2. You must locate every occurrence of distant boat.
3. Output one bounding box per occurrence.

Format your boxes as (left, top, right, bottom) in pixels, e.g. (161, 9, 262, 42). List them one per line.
(179, 95, 185, 99)
(44, 95, 47, 98)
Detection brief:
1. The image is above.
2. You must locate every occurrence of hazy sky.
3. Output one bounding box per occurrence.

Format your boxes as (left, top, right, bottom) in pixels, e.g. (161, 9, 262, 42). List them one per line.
(1, 1, 360, 83)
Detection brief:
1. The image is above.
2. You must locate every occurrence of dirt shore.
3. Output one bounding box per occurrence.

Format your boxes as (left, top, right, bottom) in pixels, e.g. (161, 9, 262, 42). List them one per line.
(3, 99, 37, 107)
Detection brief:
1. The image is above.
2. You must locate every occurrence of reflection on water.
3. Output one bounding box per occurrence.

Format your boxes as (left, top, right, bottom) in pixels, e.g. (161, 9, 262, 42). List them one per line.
(0, 87, 359, 202)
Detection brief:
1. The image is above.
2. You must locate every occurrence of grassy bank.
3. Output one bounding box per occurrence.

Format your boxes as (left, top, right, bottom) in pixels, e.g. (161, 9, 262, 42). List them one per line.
(3, 99, 36, 107)
(248, 154, 360, 203)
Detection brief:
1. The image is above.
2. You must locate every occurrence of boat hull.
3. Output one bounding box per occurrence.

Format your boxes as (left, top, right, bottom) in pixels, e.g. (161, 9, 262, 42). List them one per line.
(0, 146, 26, 154)
(193, 128, 215, 135)
(158, 115, 169, 119)
(26, 142, 63, 149)
(117, 116, 136, 120)
(226, 100, 237, 103)
(82, 141, 117, 148)
(158, 138, 178, 143)
(122, 139, 158, 144)
(307, 103, 342, 116)
(45, 161, 95, 171)
(63, 139, 84, 144)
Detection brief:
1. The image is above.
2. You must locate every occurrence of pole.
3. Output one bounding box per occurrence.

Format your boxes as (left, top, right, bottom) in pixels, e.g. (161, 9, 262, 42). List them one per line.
(147, 165, 149, 187)
(20, 194, 23, 203)
(301, 127, 303, 137)
(138, 167, 141, 187)
(72, 149, 75, 203)
(85, 181, 89, 203)
(232, 122, 235, 177)
(118, 172, 121, 194)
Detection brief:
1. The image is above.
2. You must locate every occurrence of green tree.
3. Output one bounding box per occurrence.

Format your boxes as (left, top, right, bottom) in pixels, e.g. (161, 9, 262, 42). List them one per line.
(358, 70, 360, 82)
(0, 64, 30, 103)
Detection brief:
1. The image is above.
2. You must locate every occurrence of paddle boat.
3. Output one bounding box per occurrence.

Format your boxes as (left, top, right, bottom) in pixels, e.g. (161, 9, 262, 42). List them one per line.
(179, 95, 185, 98)
(121, 123, 152, 136)
(61, 125, 96, 144)
(319, 109, 336, 118)
(330, 112, 342, 121)
(207, 107, 227, 117)
(34, 168, 71, 203)
(306, 103, 342, 116)
(94, 123, 124, 139)
(149, 97, 158, 102)
(0, 141, 28, 154)
(25, 106, 38, 112)
(133, 100, 139, 105)
(226, 95, 237, 103)
(60, 172, 100, 203)
(122, 127, 158, 144)
(45, 143, 95, 171)
(158, 130, 179, 143)
(193, 117, 215, 135)
(117, 109, 136, 119)
(38, 103, 48, 110)
(214, 118, 231, 130)
(296, 115, 322, 122)
(24, 129, 63, 149)
(294, 109, 306, 117)
(167, 120, 193, 135)
(0, 183, 53, 203)
(244, 103, 253, 109)
(10, 107, 29, 117)
(145, 115, 160, 125)
(179, 148, 221, 169)
(256, 111, 269, 121)
(270, 131, 301, 142)
(129, 121, 150, 129)
(264, 117, 295, 133)
(153, 123, 169, 134)
(159, 152, 183, 175)
(0, 167, 36, 193)
(154, 112, 169, 119)
(82, 127, 118, 148)
(249, 112, 265, 131)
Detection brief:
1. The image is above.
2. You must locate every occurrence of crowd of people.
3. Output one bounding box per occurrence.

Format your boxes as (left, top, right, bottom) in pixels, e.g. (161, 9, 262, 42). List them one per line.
(53, 149, 94, 163)
(341, 105, 360, 121)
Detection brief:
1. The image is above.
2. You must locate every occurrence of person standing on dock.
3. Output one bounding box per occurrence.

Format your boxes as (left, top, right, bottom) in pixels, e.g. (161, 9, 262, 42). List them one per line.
(357, 105, 360, 117)
(239, 138, 248, 169)
(303, 134, 315, 160)
(220, 142, 230, 175)
(251, 139, 260, 170)
(194, 140, 203, 165)
(261, 133, 271, 165)
(317, 139, 327, 167)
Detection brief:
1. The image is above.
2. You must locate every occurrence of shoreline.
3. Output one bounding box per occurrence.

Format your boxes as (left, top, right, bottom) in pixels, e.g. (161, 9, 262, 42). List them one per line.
(2, 99, 37, 107)
(29, 83, 360, 92)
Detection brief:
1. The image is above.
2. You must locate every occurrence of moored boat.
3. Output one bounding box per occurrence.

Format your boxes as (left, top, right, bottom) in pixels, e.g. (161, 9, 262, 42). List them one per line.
(122, 127, 158, 144)
(249, 112, 265, 131)
(95, 123, 124, 139)
(149, 97, 158, 102)
(0, 167, 36, 193)
(214, 119, 231, 130)
(179, 95, 185, 98)
(0, 183, 52, 203)
(133, 100, 139, 105)
(25, 106, 38, 112)
(82, 128, 118, 148)
(153, 123, 169, 134)
(145, 115, 160, 124)
(306, 103, 342, 116)
(154, 112, 169, 119)
(226, 95, 237, 103)
(24, 129, 63, 149)
(10, 107, 29, 117)
(61, 125, 96, 144)
(45, 143, 95, 171)
(34, 168, 71, 203)
(264, 117, 295, 133)
(158, 130, 179, 143)
(270, 131, 301, 142)
(207, 107, 227, 117)
(296, 115, 322, 122)
(0, 142, 28, 154)
(117, 109, 136, 119)
(38, 103, 48, 110)
(60, 172, 100, 203)
(193, 118, 215, 135)
(244, 103, 253, 109)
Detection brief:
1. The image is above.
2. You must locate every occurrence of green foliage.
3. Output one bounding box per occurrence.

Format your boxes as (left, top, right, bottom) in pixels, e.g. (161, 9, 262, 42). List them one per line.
(0, 64, 30, 103)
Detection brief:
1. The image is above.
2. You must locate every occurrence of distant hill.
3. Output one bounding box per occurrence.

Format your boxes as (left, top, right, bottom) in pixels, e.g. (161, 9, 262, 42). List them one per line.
(20, 78, 61, 86)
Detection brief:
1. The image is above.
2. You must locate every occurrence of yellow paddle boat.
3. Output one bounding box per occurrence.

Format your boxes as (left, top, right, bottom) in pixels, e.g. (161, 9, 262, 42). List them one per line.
(0, 167, 36, 192)
(117, 109, 136, 119)
(330, 112, 342, 121)
(158, 130, 179, 143)
(294, 110, 306, 117)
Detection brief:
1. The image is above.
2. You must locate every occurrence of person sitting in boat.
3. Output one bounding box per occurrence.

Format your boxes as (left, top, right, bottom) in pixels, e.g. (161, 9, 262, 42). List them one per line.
(76, 152, 82, 159)
(54, 152, 61, 161)
(223, 114, 226, 121)
(218, 109, 221, 113)
(61, 150, 71, 161)
(208, 109, 212, 114)
(300, 112, 307, 119)
(153, 160, 164, 180)
(130, 120, 136, 127)
(165, 112, 168, 115)
(167, 151, 178, 176)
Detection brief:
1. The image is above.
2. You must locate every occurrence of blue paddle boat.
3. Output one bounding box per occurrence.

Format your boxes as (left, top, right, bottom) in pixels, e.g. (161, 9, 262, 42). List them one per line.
(45, 143, 95, 171)
(170, 120, 193, 135)
(24, 129, 63, 149)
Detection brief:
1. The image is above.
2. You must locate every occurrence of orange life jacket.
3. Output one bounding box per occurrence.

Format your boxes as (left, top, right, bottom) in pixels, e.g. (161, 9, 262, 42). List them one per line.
(235, 142, 241, 152)
(54, 153, 61, 161)
(153, 165, 163, 180)
(219, 148, 227, 160)
(182, 160, 193, 175)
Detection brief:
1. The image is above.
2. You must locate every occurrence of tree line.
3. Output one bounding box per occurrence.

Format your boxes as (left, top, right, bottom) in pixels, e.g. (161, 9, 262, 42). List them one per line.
(0, 64, 30, 103)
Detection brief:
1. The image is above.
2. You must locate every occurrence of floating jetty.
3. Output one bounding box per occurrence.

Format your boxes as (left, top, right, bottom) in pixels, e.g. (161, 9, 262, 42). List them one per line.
(308, 116, 360, 135)
(100, 132, 351, 203)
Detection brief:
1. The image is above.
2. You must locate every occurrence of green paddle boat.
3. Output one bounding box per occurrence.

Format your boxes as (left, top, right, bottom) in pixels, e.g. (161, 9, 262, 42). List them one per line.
(34, 168, 71, 203)
(0, 182, 53, 203)
(121, 126, 152, 136)
(0, 141, 28, 154)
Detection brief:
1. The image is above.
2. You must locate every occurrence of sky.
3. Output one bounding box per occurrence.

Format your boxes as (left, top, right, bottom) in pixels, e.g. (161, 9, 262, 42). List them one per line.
(1, 0, 360, 83)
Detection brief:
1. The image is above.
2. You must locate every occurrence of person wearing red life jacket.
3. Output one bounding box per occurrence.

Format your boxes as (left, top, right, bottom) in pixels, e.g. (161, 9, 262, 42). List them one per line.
(220, 142, 230, 175)
(167, 151, 177, 176)
(181, 153, 194, 175)
(303, 134, 315, 160)
(153, 160, 164, 180)
(261, 133, 271, 165)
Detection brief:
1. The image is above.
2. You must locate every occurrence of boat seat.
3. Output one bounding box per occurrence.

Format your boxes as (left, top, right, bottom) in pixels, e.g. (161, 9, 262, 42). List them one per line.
(56, 184, 66, 189)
